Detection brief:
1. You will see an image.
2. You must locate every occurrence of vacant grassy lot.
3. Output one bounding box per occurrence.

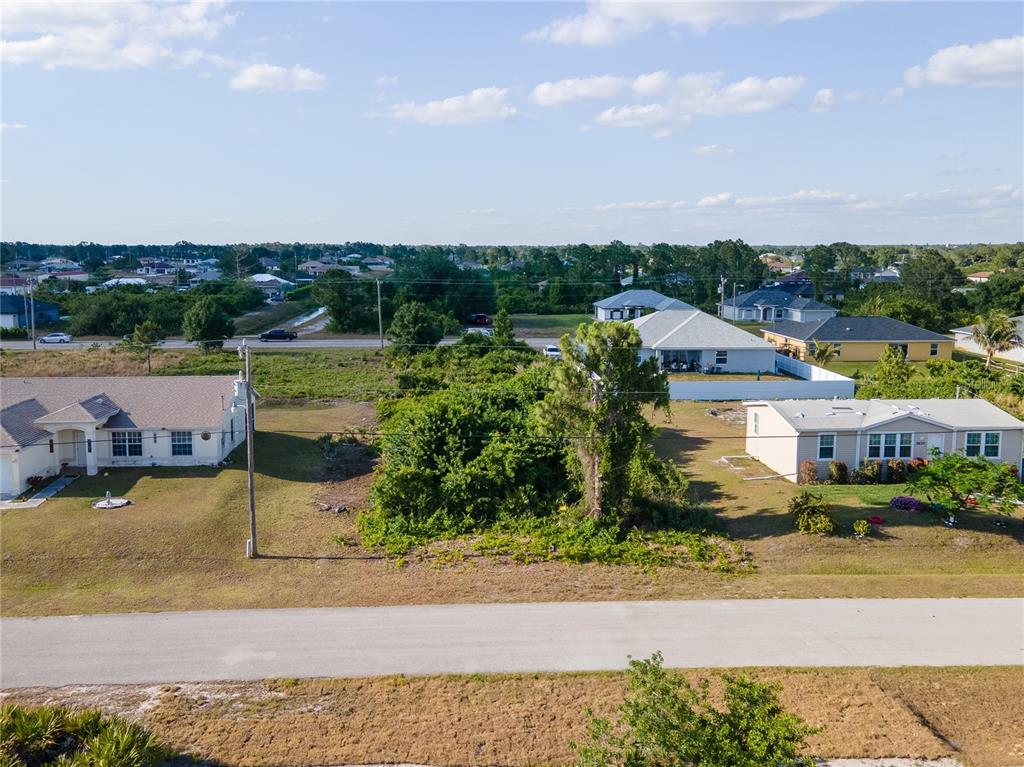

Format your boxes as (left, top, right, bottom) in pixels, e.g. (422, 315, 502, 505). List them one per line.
(5, 399, 1023, 617)
(0, 347, 393, 400)
(5, 667, 1019, 767)
(510, 313, 591, 336)
(233, 299, 316, 336)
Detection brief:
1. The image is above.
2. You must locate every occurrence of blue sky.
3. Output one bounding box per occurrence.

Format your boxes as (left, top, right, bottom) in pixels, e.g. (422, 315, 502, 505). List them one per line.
(2, 1, 1022, 245)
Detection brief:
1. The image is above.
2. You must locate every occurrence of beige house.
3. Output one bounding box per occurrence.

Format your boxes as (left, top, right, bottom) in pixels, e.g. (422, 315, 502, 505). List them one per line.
(745, 398, 1024, 482)
(1, 376, 247, 498)
(762, 316, 954, 362)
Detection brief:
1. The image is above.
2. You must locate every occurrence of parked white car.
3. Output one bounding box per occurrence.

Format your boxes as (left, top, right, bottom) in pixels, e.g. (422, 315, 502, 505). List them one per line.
(543, 345, 561, 359)
(39, 332, 73, 344)
(465, 327, 493, 337)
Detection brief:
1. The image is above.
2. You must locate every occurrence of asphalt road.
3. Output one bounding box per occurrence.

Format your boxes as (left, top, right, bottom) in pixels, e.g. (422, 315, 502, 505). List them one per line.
(0, 336, 561, 352)
(3, 599, 1021, 687)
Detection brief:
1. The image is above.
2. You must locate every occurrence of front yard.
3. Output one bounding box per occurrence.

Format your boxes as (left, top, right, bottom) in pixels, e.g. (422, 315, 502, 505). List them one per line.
(3, 399, 1023, 617)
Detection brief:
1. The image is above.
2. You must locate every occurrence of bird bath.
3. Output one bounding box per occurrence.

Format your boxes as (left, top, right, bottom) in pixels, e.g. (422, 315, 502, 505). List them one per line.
(93, 491, 130, 509)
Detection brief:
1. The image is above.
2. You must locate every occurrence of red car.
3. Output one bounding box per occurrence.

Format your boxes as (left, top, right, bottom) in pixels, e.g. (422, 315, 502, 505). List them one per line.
(469, 313, 490, 326)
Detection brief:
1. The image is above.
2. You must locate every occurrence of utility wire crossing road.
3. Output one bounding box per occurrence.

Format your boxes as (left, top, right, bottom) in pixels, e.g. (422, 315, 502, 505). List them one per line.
(3, 599, 1022, 688)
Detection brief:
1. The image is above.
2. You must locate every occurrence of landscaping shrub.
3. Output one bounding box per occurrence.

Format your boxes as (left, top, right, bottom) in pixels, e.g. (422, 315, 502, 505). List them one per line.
(890, 495, 926, 513)
(797, 459, 818, 485)
(886, 458, 907, 483)
(788, 491, 836, 535)
(852, 459, 883, 484)
(852, 519, 871, 538)
(908, 457, 928, 471)
(0, 704, 177, 765)
(827, 460, 849, 484)
(0, 327, 28, 339)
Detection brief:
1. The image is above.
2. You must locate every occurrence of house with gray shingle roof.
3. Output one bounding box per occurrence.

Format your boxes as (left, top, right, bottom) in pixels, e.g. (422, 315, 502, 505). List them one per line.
(721, 287, 837, 323)
(593, 289, 693, 321)
(762, 316, 954, 362)
(0, 376, 247, 498)
(631, 309, 777, 373)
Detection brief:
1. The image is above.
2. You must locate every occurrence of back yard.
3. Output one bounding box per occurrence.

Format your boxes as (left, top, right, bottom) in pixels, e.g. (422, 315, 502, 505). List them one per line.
(3, 398, 1022, 617)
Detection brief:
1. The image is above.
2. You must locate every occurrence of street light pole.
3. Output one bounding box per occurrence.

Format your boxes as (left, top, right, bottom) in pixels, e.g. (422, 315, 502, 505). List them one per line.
(241, 340, 258, 558)
(376, 279, 384, 350)
(29, 279, 37, 350)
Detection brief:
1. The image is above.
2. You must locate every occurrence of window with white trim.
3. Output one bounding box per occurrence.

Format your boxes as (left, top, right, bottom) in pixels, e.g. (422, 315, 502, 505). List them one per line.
(753, 412, 760, 435)
(966, 432, 1000, 458)
(817, 433, 835, 460)
(171, 431, 193, 456)
(929, 343, 939, 356)
(715, 350, 728, 365)
(111, 431, 142, 457)
(867, 432, 912, 459)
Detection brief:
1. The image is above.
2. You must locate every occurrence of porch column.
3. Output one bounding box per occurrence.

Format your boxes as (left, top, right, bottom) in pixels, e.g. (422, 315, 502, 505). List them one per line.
(84, 425, 98, 476)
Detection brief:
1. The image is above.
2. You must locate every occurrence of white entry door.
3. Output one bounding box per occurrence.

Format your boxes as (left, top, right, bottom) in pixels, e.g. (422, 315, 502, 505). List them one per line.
(926, 433, 945, 456)
(74, 433, 87, 465)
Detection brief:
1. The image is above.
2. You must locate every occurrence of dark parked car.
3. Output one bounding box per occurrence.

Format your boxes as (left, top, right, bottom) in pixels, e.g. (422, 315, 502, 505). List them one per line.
(259, 328, 297, 342)
(469, 313, 490, 326)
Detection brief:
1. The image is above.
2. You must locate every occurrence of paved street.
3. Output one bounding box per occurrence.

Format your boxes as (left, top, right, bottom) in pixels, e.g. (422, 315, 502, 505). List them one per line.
(3, 599, 1021, 687)
(0, 336, 561, 352)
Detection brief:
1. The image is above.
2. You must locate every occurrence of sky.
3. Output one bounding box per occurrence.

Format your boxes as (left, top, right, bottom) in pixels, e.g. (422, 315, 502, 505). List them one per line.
(1, 1, 1022, 246)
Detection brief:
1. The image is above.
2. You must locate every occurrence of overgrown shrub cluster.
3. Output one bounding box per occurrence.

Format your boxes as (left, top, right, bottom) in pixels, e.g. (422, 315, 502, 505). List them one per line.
(788, 492, 836, 535)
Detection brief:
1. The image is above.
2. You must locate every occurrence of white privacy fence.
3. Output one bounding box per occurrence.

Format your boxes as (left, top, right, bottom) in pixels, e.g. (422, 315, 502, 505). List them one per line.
(668, 353, 855, 401)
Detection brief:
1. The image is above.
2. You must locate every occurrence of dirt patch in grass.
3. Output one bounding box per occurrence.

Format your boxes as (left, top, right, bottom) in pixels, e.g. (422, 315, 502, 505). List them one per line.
(4, 668, 1018, 767)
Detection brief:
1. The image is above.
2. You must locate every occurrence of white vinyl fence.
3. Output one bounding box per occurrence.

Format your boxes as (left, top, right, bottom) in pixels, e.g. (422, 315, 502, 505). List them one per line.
(668, 354, 855, 401)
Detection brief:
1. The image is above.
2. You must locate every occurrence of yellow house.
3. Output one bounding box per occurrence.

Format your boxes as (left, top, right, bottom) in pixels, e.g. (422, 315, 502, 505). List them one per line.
(762, 316, 954, 362)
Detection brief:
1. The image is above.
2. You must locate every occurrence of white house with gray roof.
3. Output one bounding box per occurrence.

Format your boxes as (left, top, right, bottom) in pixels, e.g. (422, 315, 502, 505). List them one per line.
(745, 398, 1024, 482)
(631, 309, 777, 373)
(0, 376, 247, 498)
(722, 287, 837, 323)
(593, 289, 693, 321)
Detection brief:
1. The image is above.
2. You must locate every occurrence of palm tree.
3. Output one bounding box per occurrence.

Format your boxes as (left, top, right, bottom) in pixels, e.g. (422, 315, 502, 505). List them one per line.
(971, 311, 1021, 368)
(811, 341, 838, 367)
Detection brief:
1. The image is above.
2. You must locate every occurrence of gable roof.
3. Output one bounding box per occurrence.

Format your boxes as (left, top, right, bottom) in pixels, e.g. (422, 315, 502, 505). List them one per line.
(724, 288, 834, 311)
(593, 289, 693, 311)
(632, 309, 776, 350)
(950, 315, 1024, 336)
(766, 316, 951, 343)
(1, 376, 239, 448)
(748, 398, 1024, 433)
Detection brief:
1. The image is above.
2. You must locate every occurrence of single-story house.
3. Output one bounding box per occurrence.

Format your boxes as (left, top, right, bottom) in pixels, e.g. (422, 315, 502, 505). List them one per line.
(136, 262, 176, 276)
(967, 271, 993, 284)
(248, 273, 296, 299)
(721, 288, 837, 323)
(297, 259, 341, 276)
(0, 276, 31, 296)
(39, 258, 82, 273)
(100, 277, 149, 289)
(0, 295, 60, 329)
(861, 267, 901, 284)
(745, 397, 1024, 482)
(363, 256, 395, 271)
(3, 259, 38, 271)
(0, 376, 248, 498)
(594, 289, 693, 321)
(951, 315, 1024, 365)
(762, 316, 953, 362)
(631, 309, 778, 373)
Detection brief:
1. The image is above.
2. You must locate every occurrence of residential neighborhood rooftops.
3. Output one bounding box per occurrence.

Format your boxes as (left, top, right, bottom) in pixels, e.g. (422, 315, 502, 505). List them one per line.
(724, 288, 833, 311)
(951, 315, 1024, 335)
(746, 398, 1024, 432)
(1, 376, 240, 448)
(593, 289, 693, 311)
(766, 316, 951, 343)
(632, 309, 776, 350)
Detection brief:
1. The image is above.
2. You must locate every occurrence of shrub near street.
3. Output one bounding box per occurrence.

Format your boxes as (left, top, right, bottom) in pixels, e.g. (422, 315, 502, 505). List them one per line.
(789, 492, 837, 535)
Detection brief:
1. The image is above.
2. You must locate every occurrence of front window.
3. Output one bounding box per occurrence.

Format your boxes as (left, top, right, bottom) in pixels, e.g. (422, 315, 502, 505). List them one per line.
(715, 350, 728, 365)
(753, 412, 760, 435)
(112, 431, 143, 457)
(171, 431, 193, 456)
(985, 432, 1000, 457)
(867, 432, 912, 458)
(818, 433, 835, 460)
(965, 432, 981, 457)
(930, 343, 939, 356)
(967, 432, 1000, 457)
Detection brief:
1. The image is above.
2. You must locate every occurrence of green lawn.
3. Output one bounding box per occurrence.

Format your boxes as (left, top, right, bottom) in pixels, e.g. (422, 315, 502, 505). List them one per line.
(511, 313, 591, 336)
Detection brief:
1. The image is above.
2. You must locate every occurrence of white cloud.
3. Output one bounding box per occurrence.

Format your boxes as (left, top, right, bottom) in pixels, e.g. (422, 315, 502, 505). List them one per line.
(532, 75, 627, 106)
(905, 35, 1024, 88)
(525, 1, 836, 45)
(386, 87, 517, 125)
(593, 200, 686, 211)
(592, 104, 688, 135)
(809, 87, 837, 112)
(376, 75, 399, 86)
(230, 64, 326, 91)
(881, 86, 905, 104)
(1, 1, 327, 92)
(736, 189, 858, 207)
(697, 192, 734, 207)
(632, 70, 672, 96)
(1, 122, 28, 131)
(690, 144, 735, 156)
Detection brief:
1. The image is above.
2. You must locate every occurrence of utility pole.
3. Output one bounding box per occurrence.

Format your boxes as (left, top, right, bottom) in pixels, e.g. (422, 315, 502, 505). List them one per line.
(29, 279, 37, 350)
(718, 274, 726, 317)
(376, 278, 384, 350)
(732, 280, 737, 316)
(241, 341, 258, 558)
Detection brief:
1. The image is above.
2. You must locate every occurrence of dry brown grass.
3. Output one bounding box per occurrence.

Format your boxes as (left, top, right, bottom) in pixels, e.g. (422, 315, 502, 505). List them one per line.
(4, 667, 1020, 767)
(0, 347, 195, 377)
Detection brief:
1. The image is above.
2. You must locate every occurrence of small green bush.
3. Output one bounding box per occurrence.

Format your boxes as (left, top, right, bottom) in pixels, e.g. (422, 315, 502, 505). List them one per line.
(788, 491, 836, 535)
(886, 458, 906, 484)
(0, 327, 28, 340)
(851, 459, 883, 484)
(797, 459, 818, 485)
(827, 460, 849, 484)
(852, 519, 871, 538)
